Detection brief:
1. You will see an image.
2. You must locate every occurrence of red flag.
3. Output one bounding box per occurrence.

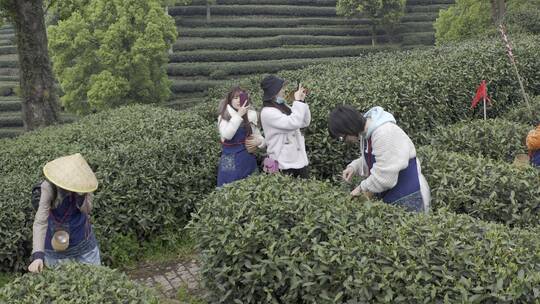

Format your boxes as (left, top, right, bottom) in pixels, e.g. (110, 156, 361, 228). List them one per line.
(471, 80, 492, 109)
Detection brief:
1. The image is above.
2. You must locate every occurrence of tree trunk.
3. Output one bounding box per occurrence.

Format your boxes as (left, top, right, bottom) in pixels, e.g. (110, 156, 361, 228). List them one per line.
(497, 0, 506, 21)
(13, 0, 60, 131)
(490, 0, 506, 25)
(206, 3, 211, 23)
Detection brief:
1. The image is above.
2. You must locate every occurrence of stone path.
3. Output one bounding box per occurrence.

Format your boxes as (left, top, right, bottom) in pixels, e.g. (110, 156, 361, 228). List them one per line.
(128, 257, 203, 303)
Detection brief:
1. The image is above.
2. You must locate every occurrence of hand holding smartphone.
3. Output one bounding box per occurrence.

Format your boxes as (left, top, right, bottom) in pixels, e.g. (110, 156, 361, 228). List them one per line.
(295, 82, 308, 102)
(239, 92, 249, 107)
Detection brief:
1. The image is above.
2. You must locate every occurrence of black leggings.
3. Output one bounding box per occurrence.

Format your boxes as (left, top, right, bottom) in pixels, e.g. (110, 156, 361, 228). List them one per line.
(281, 166, 309, 179)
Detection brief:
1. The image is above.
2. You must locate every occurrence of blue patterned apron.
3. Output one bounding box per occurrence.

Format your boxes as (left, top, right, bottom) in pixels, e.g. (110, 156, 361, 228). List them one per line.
(364, 138, 424, 212)
(44, 193, 97, 259)
(217, 126, 258, 187)
(531, 150, 540, 168)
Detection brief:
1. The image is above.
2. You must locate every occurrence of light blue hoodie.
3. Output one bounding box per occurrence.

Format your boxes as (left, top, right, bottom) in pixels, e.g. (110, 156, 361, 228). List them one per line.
(364, 106, 396, 139)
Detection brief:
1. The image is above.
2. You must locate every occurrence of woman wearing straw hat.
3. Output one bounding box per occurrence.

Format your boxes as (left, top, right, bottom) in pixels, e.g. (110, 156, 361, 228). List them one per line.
(28, 153, 101, 273)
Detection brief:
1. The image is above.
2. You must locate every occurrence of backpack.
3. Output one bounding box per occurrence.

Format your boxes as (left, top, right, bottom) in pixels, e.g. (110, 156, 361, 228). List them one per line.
(31, 181, 57, 211)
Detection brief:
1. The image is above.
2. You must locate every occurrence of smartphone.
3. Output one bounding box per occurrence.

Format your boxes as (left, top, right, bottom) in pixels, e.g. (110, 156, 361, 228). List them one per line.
(239, 92, 249, 107)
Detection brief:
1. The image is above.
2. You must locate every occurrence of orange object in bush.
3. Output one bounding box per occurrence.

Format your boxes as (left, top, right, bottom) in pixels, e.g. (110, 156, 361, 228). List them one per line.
(526, 124, 540, 151)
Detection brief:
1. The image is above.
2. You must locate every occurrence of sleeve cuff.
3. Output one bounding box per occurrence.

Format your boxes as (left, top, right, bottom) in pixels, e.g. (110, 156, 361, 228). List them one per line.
(32, 251, 45, 261)
(360, 180, 370, 193)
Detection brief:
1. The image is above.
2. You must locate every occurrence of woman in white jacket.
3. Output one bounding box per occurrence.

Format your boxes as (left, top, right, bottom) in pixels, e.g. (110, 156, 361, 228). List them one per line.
(217, 87, 265, 187)
(328, 105, 430, 213)
(260, 75, 311, 178)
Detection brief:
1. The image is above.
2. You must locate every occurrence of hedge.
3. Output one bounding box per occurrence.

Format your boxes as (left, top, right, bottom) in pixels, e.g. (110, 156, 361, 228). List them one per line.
(167, 57, 352, 77)
(188, 0, 337, 6)
(401, 12, 440, 22)
(0, 99, 20, 112)
(0, 40, 13, 47)
(170, 79, 225, 93)
(396, 22, 434, 34)
(503, 95, 540, 126)
(0, 105, 220, 272)
(178, 26, 381, 38)
(0, 75, 18, 82)
(0, 126, 22, 138)
(400, 31, 435, 45)
(418, 118, 531, 162)
(0, 263, 159, 303)
(191, 174, 540, 303)
(169, 5, 336, 17)
(0, 46, 15, 55)
(0, 60, 17, 68)
(170, 45, 396, 63)
(205, 35, 540, 180)
(406, 4, 451, 13)
(0, 67, 18, 76)
(406, 0, 455, 4)
(418, 146, 540, 228)
(176, 17, 371, 28)
(173, 35, 388, 51)
(0, 112, 22, 127)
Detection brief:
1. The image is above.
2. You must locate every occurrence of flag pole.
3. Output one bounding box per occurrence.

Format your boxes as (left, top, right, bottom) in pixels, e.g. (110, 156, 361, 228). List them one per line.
(483, 96, 487, 120)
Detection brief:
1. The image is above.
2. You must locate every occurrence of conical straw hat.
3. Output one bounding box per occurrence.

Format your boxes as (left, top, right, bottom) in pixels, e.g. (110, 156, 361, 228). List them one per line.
(43, 153, 98, 193)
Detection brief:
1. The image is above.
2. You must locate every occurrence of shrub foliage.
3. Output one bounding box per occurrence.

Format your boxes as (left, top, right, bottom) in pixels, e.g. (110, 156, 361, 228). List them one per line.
(0, 105, 220, 272)
(418, 146, 540, 228)
(0, 263, 159, 304)
(192, 174, 540, 303)
(205, 35, 540, 179)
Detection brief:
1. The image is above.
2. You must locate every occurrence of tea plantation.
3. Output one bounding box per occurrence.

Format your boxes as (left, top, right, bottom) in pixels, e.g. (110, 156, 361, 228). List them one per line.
(1, 0, 540, 302)
(0, 0, 453, 138)
(0, 27, 539, 302)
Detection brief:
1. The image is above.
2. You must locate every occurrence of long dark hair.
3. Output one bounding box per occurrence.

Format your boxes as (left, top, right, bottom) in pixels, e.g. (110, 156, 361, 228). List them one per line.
(218, 86, 252, 136)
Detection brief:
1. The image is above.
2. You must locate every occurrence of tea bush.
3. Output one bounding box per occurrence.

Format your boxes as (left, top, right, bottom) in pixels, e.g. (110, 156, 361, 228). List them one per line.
(168, 5, 337, 17)
(205, 35, 540, 179)
(191, 174, 540, 303)
(0, 105, 220, 272)
(176, 16, 368, 28)
(169, 45, 391, 63)
(180, 26, 381, 38)
(418, 118, 531, 162)
(503, 95, 540, 125)
(418, 146, 540, 228)
(0, 263, 159, 303)
(172, 35, 388, 52)
(167, 57, 349, 77)
(189, 0, 336, 5)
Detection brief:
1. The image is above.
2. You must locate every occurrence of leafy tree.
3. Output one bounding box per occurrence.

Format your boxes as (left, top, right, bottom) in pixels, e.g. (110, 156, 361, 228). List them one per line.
(48, 0, 177, 114)
(44, 0, 182, 23)
(435, 0, 540, 45)
(336, 0, 406, 47)
(434, 0, 492, 45)
(0, 0, 61, 130)
(44, 0, 89, 23)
